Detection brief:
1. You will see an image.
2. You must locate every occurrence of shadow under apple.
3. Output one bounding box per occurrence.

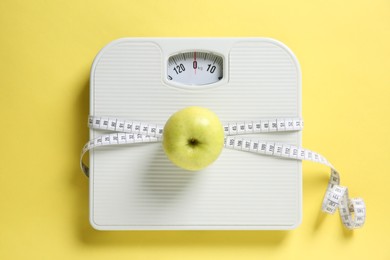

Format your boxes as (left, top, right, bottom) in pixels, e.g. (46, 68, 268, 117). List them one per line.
(137, 145, 199, 205)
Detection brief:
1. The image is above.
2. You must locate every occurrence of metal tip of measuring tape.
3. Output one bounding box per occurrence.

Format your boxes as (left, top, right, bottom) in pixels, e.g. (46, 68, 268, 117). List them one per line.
(82, 163, 89, 178)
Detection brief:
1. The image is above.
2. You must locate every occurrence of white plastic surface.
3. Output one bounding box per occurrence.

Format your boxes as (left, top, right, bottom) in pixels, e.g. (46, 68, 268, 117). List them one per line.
(90, 38, 302, 230)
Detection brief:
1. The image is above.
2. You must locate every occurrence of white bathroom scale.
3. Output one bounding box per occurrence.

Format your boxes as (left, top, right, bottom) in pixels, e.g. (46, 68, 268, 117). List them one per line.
(89, 38, 302, 230)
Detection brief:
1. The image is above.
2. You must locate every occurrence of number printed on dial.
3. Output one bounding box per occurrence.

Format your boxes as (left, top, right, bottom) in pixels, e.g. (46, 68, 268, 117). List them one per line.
(167, 51, 223, 86)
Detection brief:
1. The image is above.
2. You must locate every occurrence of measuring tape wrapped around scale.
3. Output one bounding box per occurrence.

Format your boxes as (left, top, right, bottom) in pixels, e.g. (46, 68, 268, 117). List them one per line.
(81, 38, 366, 230)
(80, 112, 366, 229)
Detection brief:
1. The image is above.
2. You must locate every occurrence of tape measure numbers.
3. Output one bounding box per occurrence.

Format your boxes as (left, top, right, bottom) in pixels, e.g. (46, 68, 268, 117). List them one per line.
(81, 115, 366, 230)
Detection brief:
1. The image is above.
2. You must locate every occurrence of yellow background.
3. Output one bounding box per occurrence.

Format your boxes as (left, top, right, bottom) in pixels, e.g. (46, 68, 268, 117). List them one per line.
(1, 0, 389, 259)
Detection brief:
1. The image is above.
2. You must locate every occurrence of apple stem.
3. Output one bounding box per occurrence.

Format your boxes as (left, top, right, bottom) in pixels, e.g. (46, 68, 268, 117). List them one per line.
(187, 138, 200, 147)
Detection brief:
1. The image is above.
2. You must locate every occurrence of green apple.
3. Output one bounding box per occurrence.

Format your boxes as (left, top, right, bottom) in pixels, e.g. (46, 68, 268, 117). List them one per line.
(162, 106, 224, 171)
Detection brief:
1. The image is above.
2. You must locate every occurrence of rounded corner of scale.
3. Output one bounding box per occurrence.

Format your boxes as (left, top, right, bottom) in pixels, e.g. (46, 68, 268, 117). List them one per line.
(290, 214, 303, 230)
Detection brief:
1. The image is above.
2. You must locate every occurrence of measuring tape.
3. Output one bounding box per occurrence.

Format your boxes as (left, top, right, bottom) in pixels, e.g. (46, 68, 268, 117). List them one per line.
(81, 115, 366, 230)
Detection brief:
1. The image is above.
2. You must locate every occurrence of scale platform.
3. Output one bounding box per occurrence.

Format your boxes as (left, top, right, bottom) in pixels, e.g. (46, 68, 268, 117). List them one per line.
(89, 38, 302, 230)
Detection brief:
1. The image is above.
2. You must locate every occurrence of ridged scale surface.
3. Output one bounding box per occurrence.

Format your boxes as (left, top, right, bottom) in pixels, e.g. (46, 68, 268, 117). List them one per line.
(91, 39, 301, 229)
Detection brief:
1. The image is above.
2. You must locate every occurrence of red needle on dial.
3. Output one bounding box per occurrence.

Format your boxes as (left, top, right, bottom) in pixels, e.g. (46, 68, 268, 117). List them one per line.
(194, 51, 196, 75)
